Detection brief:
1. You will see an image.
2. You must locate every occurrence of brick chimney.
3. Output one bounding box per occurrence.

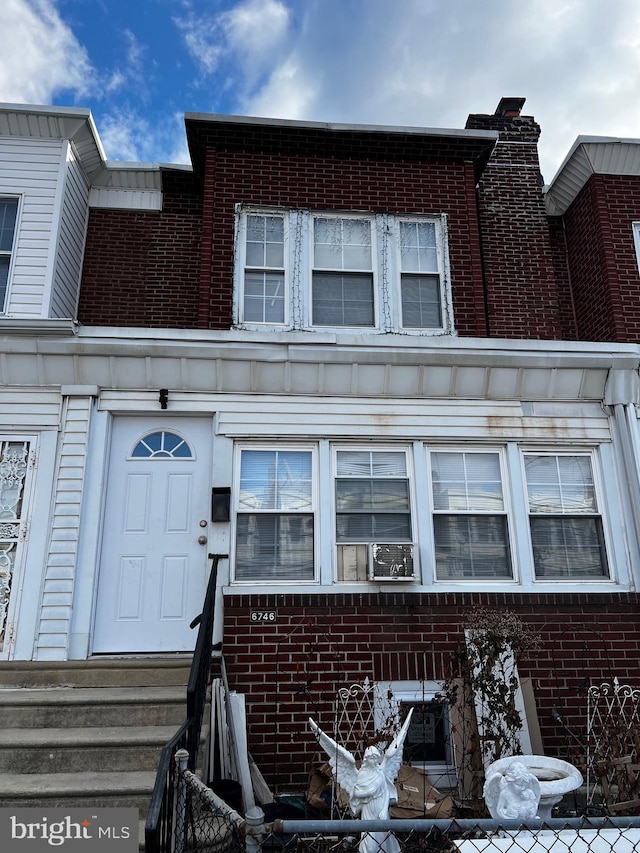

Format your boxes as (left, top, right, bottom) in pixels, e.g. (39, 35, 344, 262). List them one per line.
(465, 99, 563, 340)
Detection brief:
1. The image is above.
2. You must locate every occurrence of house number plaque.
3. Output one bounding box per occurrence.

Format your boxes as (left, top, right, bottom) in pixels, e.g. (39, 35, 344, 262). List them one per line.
(250, 610, 277, 623)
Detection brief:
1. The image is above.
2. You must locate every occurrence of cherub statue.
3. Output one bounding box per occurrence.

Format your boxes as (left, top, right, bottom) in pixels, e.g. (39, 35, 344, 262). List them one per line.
(484, 760, 541, 821)
(309, 708, 413, 853)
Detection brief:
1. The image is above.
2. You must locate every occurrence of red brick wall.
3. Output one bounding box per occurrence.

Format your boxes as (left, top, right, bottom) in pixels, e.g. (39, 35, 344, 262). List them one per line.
(222, 592, 640, 789)
(465, 113, 563, 339)
(79, 145, 488, 333)
(563, 174, 640, 342)
(199, 149, 487, 334)
(78, 171, 202, 328)
(547, 216, 577, 340)
(78, 118, 578, 339)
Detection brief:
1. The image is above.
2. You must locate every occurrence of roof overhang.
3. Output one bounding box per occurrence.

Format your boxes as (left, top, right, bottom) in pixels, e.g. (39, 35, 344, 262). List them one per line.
(545, 136, 640, 215)
(0, 103, 182, 192)
(0, 327, 634, 405)
(184, 112, 498, 180)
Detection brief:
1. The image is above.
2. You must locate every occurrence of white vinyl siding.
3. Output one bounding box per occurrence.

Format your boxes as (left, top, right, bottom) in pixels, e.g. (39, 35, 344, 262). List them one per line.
(51, 146, 89, 319)
(0, 390, 61, 428)
(89, 187, 162, 210)
(35, 393, 93, 660)
(216, 399, 611, 443)
(0, 137, 64, 317)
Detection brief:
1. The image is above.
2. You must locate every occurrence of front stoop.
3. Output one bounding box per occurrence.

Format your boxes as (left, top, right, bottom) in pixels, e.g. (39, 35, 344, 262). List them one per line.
(0, 659, 196, 850)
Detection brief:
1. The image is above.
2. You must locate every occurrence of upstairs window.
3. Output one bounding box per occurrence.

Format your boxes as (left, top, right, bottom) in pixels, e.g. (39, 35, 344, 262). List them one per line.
(524, 453, 608, 579)
(241, 214, 286, 324)
(399, 221, 442, 328)
(0, 198, 18, 311)
(312, 217, 374, 327)
(235, 207, 452, 334)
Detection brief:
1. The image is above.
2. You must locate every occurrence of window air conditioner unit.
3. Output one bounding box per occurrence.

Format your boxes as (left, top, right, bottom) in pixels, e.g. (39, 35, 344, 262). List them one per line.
(369, 543, 416, 581)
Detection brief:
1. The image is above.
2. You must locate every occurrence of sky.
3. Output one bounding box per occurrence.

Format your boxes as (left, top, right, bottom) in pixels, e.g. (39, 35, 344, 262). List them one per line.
(1, 0, 640, 183)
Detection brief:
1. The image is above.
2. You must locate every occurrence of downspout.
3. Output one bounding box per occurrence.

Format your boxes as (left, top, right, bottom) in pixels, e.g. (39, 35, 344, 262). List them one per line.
(611, 401, 640, 577)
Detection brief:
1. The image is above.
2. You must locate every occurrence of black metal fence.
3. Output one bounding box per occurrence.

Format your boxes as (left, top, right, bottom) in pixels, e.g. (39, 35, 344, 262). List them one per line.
(145, 553, 226, 853)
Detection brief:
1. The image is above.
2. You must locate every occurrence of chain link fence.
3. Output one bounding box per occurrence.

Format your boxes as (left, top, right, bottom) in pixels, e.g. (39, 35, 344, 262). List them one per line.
(175, 759, 640, 853)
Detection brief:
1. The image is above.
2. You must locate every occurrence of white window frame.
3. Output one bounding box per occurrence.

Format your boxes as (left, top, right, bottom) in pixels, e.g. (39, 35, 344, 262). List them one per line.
(393, 216, 452, 333)
(520, 448, 611, 582)
(235, 209, 289, 327)
(633, 221, 640, 276)
(309, 213, 378, 330)
(332, 444, 417, 582)
(426, 446, 517, 584)
(227, 441, 624, 592)
(233, 206, 453, 334)
(231, 444, 318, 584)
(374, 681, 457, 789)
(0, 196, 20, 314)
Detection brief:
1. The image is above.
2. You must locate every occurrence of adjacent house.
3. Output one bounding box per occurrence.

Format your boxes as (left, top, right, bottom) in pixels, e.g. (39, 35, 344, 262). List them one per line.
(1, 98, 639, 793)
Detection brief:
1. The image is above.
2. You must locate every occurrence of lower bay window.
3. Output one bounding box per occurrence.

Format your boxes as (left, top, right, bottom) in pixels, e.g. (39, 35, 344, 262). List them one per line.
(235, 448, 315, 581)
(524, 453, 608, 579)
(232, 443, 612, 586)
(430, 450, 512, 580)
(334, 448, 414, 581)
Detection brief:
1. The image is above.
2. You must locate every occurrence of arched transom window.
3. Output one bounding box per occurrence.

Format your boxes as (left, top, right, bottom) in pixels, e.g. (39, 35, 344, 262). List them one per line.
(131, 431, 194, 459)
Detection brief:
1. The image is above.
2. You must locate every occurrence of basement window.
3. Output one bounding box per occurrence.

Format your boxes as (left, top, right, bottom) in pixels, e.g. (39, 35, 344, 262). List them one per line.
(375, 681, 456, 789)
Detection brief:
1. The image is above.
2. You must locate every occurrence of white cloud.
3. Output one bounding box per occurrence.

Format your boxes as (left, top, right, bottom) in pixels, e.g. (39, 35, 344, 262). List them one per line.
(3, 0, 640, 181)
(0, 0, 93, 104)
(105, 70, 126, 95)
(99, 108, 189, 165)
(220, 0, 290, 82)
(244, 57, 316, 119)
(101, 29, 150, 102)
(175, 0, 290, 88)
(175, 13, 224, 75)
(228, 0, 640, 181)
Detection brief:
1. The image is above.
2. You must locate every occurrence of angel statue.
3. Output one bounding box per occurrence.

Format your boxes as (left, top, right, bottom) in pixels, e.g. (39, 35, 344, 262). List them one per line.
(309, 708, 413, 853)
(483, 760, 541, 821)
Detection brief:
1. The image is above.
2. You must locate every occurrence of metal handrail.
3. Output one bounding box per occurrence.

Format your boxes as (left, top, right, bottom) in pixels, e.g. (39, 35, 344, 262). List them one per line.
(145, 553, 226, 853)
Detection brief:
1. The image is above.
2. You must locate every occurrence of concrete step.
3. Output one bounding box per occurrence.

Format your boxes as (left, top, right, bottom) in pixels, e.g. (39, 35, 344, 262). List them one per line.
(0, 658, 192, 689)
(0, 658, 209, 851)
(0, 770, 157, 811)
(0, 685, 187, 727)
(0, 724, 180, 774)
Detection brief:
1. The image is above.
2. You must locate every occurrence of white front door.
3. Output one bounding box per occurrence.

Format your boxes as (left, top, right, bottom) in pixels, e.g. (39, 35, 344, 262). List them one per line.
(92, 417, 213, 654)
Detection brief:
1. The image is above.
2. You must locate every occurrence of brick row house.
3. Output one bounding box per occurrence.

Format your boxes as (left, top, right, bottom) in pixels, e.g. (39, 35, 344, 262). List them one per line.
(1, 98, 640, 793)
